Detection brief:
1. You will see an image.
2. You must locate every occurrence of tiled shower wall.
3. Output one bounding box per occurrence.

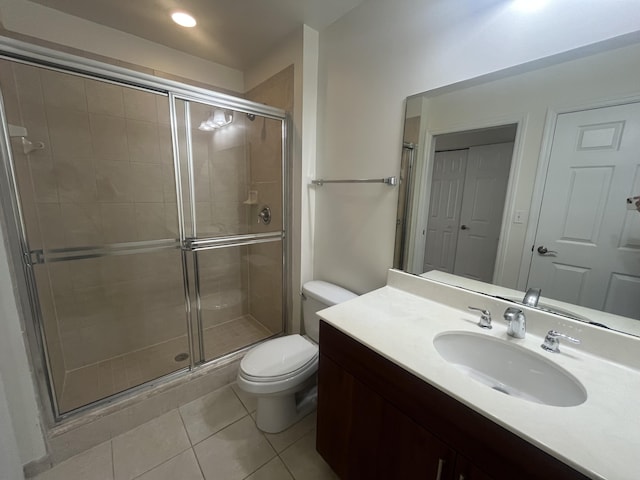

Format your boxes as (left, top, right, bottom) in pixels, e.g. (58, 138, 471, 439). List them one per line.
(245, 65, 293, 334)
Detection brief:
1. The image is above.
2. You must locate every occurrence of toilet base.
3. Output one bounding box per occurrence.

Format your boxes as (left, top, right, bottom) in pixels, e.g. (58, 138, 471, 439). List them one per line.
(255, 382, 317, 433)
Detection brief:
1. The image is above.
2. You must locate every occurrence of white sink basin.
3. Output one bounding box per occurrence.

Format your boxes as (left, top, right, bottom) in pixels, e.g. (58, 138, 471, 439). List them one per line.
(433, 332, 587, 407)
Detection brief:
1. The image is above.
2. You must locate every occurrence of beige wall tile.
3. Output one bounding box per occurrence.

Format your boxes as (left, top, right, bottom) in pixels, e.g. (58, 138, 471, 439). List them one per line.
(0, 60, 21, 121)
(96, 161, 133, 203)
(55, 158, 98, 203)
(126, 119, 160, 163)
(157, 124, 174, 164)
(29, 157, 60, 203)
(90, 113, 129, 161)
(13, 62, 44, 105)
(192, 157, 210, 203)
(40, 69, 87, 112)
(248, 242, 283, 333)
(123, 88, 158, 123)
(162, 164, 177, 203)
(46, 106, 93, 158)
(164, 205, 179, 238)
(36, 203, 66, 248)
(135, 203, 171, 240)
(155, 96, 171, 125)
(60, 202, 102, 247)
(85, 79, 125, 117)
(130, 162, 164, 202)
(100, 204, 137, 243)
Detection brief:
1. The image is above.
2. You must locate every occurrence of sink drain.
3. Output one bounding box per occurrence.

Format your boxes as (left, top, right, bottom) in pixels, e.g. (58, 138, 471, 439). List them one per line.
(174, 353, 189, 362)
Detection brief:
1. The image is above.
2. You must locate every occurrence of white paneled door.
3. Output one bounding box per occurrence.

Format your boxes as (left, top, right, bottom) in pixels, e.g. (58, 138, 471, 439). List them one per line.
(453, 143, 513, 282)
(423, 149, 467, 273)
(528, 102, 640, 319)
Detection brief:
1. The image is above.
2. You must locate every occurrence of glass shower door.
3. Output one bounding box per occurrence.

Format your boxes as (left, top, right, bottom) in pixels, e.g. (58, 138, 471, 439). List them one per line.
(173, 97, 285, 363)
(0, 60, 189, 414)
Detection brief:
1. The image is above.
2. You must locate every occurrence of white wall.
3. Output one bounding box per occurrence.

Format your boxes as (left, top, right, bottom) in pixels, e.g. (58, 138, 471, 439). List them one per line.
(314, 0, 640, 294)
(0, 218, 46, 465)
(0, 0, 243, 92)
(0, 371, 25, 479)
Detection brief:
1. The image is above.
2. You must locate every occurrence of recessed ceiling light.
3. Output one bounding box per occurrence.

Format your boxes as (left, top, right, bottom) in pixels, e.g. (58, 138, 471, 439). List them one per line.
(171, 11, 197, 28)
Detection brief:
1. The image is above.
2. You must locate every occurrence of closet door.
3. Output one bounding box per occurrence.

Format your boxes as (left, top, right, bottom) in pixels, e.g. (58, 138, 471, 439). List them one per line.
(423, 149, 467, 273)
(454, 142, 513, 282)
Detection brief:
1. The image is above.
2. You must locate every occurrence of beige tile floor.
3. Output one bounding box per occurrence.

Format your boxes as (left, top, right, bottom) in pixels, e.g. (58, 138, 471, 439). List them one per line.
(60, 316, 273, 412)
(36, 383, 337, 480)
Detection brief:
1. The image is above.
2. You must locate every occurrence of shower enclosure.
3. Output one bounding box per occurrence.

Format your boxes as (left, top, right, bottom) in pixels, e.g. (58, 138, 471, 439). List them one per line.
(0, 41, 288, 418)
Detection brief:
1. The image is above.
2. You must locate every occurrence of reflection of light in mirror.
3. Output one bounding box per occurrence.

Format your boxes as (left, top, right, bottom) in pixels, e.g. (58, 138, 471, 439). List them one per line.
(171, 11, 197, 28)
(511, 0, 548, 12)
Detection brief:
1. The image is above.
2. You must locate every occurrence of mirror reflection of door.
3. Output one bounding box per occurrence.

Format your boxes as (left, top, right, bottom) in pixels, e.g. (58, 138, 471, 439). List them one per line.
(423, 127, 515, 283)
(528, 102, 640, 319)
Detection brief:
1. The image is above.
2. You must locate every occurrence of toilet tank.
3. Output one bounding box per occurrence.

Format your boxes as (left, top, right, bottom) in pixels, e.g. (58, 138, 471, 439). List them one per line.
(302, 281, 357, 342)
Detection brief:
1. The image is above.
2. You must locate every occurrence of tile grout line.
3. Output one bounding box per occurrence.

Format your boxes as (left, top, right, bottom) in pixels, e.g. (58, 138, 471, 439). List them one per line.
(176, 400, 206, 480)
(111, 438, 115, 480)
(127, 409, 195, 480)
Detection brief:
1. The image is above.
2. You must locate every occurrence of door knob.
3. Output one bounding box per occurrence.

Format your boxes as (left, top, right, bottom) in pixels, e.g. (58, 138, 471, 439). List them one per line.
(537, 245, 558, 255)
(460, 225, 469, 230)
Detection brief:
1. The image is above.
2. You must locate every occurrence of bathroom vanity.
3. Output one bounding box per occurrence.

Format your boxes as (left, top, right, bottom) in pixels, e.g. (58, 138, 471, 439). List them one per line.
(316, 270, 640, 480)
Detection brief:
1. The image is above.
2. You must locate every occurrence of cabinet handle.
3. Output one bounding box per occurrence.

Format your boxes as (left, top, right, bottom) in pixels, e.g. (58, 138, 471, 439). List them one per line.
(435, 458, 444, 480)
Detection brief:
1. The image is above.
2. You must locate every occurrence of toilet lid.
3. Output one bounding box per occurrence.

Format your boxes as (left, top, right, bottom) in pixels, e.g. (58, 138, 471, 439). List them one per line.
(241, 335, 318, 379)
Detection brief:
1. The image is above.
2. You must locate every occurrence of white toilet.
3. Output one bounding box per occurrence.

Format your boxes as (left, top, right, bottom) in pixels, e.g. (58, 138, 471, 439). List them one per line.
(236, 280, 357, 433)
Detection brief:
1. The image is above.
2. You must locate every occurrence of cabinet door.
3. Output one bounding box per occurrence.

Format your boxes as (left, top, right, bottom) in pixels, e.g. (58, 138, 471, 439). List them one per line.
(317, 353, 455, 479)
(454, 455, 496, 480)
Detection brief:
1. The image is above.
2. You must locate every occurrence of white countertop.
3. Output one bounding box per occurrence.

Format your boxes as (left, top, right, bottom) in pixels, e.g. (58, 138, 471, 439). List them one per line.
(318, 270, 640, 480)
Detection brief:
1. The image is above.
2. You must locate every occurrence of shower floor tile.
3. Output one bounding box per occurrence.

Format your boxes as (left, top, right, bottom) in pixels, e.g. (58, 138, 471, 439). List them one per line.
(59, 315, 273, 413)
(202, 315, 273, 361)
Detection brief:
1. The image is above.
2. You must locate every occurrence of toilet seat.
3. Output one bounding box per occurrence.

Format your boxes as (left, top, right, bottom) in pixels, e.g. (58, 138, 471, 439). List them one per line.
(239, 334, 318, 383)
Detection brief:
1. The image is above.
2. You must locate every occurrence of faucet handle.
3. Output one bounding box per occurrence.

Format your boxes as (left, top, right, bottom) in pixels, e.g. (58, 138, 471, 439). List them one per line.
(468, 306, 492, 329)
(541, 330, 580, 353)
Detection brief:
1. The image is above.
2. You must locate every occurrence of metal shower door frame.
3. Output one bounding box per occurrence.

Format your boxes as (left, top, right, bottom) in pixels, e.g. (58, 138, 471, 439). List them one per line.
(0, 36, 290, 422)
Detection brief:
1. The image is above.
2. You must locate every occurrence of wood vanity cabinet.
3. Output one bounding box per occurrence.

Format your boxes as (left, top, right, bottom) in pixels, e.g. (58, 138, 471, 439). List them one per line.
(316, 321, 590, 480)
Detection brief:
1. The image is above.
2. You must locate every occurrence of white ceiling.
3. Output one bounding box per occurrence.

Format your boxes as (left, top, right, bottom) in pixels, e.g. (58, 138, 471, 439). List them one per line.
(30, 0, 365, 70)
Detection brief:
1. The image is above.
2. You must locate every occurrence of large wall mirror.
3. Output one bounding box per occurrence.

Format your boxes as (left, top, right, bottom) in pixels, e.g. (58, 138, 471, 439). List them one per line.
(394, 38, 640, 337)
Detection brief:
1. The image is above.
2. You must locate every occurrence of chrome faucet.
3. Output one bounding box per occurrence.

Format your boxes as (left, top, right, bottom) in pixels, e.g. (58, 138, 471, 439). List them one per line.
(541, 330, 580, 353)
(468, 306, 492, 329)
(523, 287, 541, 307)
(503, 307, 526, 339)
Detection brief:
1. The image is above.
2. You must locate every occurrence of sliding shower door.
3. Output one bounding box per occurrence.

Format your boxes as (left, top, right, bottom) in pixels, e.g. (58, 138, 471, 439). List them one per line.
(0, 52, 288, 417)
(0, 60, 186, 414)
(173, 98, 285, 363)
